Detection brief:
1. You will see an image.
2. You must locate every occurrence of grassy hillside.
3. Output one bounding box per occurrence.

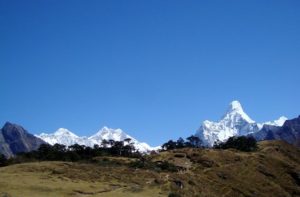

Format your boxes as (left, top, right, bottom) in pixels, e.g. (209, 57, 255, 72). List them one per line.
(0, 140, 300, 197)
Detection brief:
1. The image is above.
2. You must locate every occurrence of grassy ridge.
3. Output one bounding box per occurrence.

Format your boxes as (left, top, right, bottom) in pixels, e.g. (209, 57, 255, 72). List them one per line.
(0, 140, 300, 197)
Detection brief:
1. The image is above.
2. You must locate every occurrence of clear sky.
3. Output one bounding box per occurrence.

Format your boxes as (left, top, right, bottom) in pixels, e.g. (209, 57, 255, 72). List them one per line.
(1, 1, 299, 146)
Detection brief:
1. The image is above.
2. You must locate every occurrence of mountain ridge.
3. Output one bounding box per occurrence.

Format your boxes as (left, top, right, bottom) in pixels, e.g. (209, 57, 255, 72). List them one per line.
(251, 115, 300, 147)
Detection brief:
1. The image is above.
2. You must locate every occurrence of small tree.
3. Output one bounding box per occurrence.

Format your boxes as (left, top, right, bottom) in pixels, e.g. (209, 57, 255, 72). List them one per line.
(53, 143, 66, 153)
(37, 144, 54, 160)
(176, 137, 185, 149)
(162, 140, 177, 150)
(111, 141, 124, 156)
(123, 143, 135, 156)
(52, 143, 66, 160)
(186, 135, 202, 148)
(108, 139, 115, 147)
(101, 139, 109, 148)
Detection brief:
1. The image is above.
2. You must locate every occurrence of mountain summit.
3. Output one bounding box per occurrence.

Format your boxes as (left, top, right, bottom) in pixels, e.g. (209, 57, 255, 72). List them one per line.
(195, 101, 287, 146)
(222, 100, 255, 124)
(0, 122, 46, 157)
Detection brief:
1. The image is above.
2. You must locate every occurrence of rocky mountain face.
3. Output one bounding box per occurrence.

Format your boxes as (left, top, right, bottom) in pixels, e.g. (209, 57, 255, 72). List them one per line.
(0, 122, 46, 158)
(36, 127, 158, 152)
(195, 101, 287, 146)
(252, 116, 300, 147)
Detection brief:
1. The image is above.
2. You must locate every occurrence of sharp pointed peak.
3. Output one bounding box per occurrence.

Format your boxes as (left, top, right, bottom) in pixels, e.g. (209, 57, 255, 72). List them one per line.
(4, 121, 13, 126)
(228, 100, 243, 111)
(2, 121, 25, 132)
(222, 100, 255, 123)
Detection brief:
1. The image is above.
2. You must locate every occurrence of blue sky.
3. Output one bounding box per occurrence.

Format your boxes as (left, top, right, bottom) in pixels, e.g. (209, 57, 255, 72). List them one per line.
(1, 1, 299, 146)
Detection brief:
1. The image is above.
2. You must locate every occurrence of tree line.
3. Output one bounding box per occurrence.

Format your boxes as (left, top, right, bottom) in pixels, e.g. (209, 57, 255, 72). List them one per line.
(161, 135, 203, 150)
(0, 138, 141, 166)
(0, 135, 258, 167)
(160, 134, 257, 152)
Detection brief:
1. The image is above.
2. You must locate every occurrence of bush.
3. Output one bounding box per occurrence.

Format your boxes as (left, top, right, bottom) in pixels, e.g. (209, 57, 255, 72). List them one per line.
(156, 161, 178, 172)
(168, 193, 181, 197)
(129, 160, 146, 168)
(214, 136, 257, 152)
(129, 157, 179, 172)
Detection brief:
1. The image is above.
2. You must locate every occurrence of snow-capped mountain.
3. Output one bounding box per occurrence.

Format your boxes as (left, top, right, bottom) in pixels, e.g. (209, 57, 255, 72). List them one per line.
(195, 101, 287, 147)
(36, 128, 93, 147)
(36, 127, 157, 152)
(88, 127, 156, 152)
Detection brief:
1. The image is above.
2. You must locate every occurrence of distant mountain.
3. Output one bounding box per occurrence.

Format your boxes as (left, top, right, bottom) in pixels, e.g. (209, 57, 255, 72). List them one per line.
(251, 116, 300, 147)
(195, 101, 287, 146)
(0, 122, 46, 158)
(36, 127, 158, 152)
(88, 127, 157, 152)
(37, 128, 93, 147)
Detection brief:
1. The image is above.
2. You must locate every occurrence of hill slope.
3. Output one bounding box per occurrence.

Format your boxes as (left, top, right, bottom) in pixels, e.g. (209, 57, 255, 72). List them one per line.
(0, 141, 299, 197)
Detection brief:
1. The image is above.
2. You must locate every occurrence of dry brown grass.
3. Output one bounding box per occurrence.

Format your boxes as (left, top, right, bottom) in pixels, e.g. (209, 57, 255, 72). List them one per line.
(0, 140, 299, 197)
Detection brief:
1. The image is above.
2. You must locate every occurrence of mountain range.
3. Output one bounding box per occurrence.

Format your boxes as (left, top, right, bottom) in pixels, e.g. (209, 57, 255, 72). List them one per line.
(0, 100, 299, 157)
(36, 127, 159, 152)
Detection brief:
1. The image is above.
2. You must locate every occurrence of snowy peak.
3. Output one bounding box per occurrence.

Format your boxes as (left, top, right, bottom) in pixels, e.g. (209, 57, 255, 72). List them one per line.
(264, 116, 288, 127)
(54, 128, 78, 137)
(88, 127, 129, 144)
(222, 100, 255, 123)
(228, 100, 243, 112)
(89, 127, 130, 142)
(91, 127, 125, 139)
